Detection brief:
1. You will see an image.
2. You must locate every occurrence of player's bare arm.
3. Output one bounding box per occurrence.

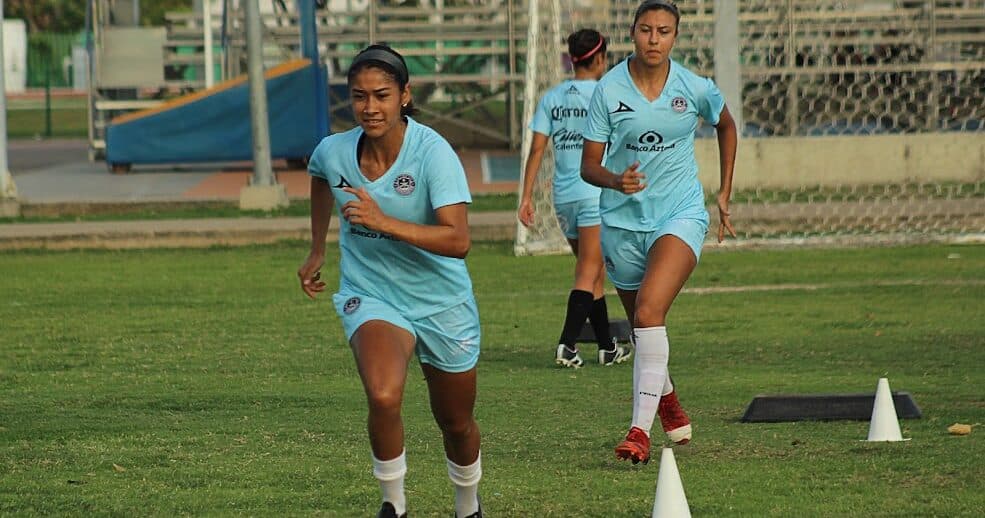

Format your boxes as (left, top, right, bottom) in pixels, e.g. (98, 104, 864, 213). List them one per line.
(341, 186, 470, 258)
(581, 139, 645, 194)
(298, 176, 333, 299)
(715, 104, 738, 242)
(518, 131, 550, 227)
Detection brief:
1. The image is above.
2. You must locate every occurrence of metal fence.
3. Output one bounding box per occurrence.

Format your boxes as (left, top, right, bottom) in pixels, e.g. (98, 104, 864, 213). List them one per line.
(25, 32, 81, 89)
(105, 1, 985, 148)
(550, 0, 985, 137)
(515, 0, 984, 254)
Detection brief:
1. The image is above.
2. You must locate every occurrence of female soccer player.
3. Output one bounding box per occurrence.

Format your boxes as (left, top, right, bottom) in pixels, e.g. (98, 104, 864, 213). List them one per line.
(581, 0, 738, 464)
(298, 45, 483, 518)
(518, 29, 631, 368)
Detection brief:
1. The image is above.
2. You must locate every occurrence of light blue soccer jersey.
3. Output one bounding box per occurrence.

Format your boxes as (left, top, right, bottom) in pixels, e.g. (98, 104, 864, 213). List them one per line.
(529, 79, 602, 204)
(307, 117, 474, 320)
(584, 58, 725, 231)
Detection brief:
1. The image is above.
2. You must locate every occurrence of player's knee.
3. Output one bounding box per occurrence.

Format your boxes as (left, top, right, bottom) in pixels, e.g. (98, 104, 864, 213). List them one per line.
(634, 303, 668, 327)
(365, 386, 404, 414)
(435, 414, 475, 439)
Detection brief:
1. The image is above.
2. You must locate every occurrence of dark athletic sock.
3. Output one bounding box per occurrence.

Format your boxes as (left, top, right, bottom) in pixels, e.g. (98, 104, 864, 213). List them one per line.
(589, 296, 615, 351)
(558, 290, 594, 348)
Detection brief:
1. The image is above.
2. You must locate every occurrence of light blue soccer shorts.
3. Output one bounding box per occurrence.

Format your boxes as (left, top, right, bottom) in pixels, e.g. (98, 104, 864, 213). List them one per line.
(600, 218, 708, 291)
(333, 291, 481, 373)
(554, 198, 602, 239)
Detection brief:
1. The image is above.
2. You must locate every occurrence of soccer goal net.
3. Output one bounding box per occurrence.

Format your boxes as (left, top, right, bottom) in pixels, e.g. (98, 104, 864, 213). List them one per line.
(514, 0, 984, 255)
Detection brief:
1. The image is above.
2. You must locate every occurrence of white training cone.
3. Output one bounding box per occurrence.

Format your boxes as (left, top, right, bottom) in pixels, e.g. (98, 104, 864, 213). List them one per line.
(866, 377, 906, 441)
(652, 448, 691, 518)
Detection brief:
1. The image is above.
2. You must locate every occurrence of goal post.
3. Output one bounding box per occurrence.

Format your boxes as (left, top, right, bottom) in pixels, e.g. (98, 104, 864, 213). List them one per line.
(514, 0, 570, 256)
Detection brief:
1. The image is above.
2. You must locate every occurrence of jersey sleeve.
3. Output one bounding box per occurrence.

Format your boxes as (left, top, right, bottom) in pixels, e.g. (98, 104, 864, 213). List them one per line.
(306, 136, 331, 181)
(583, 82, 611, 143)
(698, 77, 726, 126)
(529, 92, 552, 137)
(425, 138, 472, 209)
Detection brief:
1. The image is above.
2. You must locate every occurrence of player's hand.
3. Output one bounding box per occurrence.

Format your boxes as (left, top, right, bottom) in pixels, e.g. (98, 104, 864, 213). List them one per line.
(716, 192, 737, 243)
(517, 198, 535, 227)
(297, 251, 326, 300)
(341, 187, 388, 231)
(613, 162, 646, 195)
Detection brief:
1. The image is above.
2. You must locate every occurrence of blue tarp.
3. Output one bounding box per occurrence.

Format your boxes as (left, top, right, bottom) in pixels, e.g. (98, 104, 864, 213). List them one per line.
(107, 63, 327, 165)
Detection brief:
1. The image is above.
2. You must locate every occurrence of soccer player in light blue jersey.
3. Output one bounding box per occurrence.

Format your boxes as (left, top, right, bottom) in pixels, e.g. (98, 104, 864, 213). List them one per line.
(297, 45, 483, 518)
(518, 29, 631, 369)
(581, 0, 738, 464)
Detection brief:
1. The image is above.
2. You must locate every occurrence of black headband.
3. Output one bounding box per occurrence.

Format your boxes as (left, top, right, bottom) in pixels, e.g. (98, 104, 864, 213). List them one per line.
(634, 0, 680, 25)
(349, 47, 409, 84)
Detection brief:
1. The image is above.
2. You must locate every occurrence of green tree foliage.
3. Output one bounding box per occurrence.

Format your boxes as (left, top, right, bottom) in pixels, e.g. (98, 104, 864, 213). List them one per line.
(6, 0, 86, 32)
(139, 0, 194, 27)
(5, 0, 193, 33)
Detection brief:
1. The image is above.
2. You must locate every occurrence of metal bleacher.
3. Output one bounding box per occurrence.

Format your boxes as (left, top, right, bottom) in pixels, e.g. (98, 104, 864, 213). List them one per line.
(88, 0, 531, 160)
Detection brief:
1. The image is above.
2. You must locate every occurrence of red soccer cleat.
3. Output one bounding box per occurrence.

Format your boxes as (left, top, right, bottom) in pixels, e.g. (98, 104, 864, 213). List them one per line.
(658, 390, 692, 445)
(614, 426, 651, 464)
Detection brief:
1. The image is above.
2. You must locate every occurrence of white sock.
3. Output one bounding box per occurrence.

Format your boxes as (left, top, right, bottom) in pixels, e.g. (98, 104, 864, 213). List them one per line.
(663, 373, 674, 396)
(447, 453, 481, 517)
(373, 450, 407, 515)
(631, 326, 669, 435)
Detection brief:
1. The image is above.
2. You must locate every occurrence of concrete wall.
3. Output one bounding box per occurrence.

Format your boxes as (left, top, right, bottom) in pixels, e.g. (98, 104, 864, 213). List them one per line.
(695, 132, 985, 190)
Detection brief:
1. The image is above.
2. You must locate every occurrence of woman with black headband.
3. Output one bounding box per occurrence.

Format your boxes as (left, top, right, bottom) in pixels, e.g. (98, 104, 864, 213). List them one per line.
(581, 0, 738, 464)
(518, 29, 633, 369)
(298, 44, 483, 518)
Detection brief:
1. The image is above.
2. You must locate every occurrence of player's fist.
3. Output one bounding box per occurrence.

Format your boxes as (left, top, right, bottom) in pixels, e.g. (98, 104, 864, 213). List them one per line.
(298, 251, 326, 300)
(613, 162, 646, 194)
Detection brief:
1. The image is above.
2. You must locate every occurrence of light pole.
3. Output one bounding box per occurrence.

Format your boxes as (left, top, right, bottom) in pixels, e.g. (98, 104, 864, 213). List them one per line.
(238, 0, 288, 210)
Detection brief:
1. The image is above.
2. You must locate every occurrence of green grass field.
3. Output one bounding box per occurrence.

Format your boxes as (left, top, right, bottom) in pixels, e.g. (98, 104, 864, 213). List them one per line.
(1, 242, 982, 516)
(6, 95, 89, 139)
(0, 194, 519, 224)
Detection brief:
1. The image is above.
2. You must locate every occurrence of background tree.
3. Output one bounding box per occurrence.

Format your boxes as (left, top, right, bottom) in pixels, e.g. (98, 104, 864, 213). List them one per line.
(5, 0, 193, 33)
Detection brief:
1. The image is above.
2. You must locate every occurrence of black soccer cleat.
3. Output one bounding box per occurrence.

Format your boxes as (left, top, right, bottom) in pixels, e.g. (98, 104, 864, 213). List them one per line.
(598, 339, 632, 366)
(378, 502, 406, 518)
(555, 344, 584, 368)
(457, 502, 482, 518)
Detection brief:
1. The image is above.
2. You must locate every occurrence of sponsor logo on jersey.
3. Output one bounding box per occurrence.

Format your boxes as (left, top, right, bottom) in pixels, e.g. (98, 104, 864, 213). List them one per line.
(551, 106, 588, 121)
(334, 176, 353, 189)
(343, 296, 361, 314)
(638, 131, 664, 145)
(552, 128, 584, 151)
(393, 173, 416, 195)
(350, 227, 397, 241)
(565, 85, 580, 95)
(612, 101, 635, 113)
(672, 96, 688, 113)
(626, 130, 676, 152)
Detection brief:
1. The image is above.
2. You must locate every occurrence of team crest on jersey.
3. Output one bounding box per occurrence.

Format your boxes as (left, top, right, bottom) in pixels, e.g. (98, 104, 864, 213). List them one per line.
(671, 96, 688, 113)
(343, 296, 361, 315)
(393, 174, 416, 196)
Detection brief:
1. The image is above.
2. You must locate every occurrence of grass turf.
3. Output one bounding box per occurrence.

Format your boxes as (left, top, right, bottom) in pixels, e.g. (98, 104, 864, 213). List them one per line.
(0, 242, 982, 515)
(0, 194, 520, 224)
